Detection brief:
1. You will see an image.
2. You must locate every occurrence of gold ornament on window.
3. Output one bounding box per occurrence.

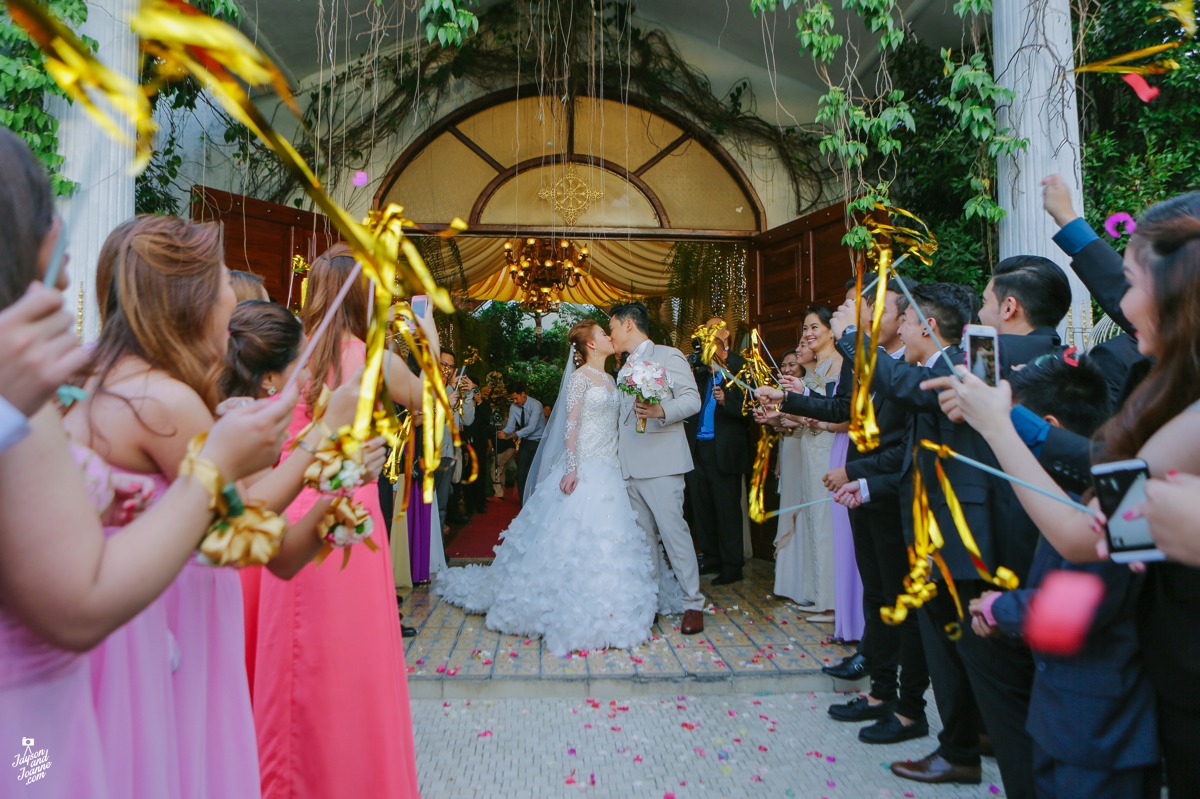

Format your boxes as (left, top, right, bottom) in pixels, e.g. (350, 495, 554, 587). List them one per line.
(537, 163, 603, 226)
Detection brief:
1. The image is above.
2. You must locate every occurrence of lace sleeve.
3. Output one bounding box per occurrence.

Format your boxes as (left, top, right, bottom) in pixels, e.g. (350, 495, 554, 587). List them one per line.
(562, 371, 589, 474)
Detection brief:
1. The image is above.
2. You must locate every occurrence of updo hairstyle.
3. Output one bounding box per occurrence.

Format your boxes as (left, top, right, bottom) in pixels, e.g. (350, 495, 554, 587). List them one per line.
(568, 320, 599, 368)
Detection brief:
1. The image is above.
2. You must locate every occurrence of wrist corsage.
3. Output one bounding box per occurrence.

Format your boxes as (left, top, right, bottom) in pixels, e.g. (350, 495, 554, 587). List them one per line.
(315, 496, 379, 569)
(181, 434, 286, 567)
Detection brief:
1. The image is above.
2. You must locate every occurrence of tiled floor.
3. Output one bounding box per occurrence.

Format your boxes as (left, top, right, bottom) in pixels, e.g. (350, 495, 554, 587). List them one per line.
(413, 692, 1007, 799)
(402, 559, 857, 699)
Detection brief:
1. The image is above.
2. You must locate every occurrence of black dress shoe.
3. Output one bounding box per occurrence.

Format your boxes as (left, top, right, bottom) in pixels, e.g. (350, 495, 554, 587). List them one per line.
(891, 752, 980, 784)
(697, 558, 721, 576)
(402, 625, 418, 638)
(711, 572, 743, 585)
(859, 714, 929, 744)
(828, 695, 894, 722)
(822, 652, 868, 680)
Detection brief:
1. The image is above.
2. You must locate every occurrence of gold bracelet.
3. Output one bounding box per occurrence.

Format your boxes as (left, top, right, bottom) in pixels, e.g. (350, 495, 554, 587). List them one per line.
(179, 433, 228, 519)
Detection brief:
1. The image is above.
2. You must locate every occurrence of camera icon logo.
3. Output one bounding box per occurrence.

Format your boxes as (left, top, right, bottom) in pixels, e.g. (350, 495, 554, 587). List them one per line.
(21, 738, 34, 747)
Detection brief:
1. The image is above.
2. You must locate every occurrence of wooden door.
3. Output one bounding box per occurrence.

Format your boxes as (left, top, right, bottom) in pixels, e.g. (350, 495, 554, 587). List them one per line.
(190, 187, 340, 306)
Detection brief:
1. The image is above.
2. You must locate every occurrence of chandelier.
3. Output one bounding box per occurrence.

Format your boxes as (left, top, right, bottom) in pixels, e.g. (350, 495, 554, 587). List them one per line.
(502, 238, 590, 311)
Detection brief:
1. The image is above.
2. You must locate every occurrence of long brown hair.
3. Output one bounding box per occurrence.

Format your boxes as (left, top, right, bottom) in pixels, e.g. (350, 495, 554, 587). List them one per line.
(83, 215, 229, 413)
(1096, 192, 1200, 461)
(0, 127, 54, 309)
(301, 242, 369, 408)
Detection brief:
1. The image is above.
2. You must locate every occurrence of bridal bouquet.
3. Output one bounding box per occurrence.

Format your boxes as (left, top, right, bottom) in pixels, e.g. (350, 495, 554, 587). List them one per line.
(618, 360, 673, 433)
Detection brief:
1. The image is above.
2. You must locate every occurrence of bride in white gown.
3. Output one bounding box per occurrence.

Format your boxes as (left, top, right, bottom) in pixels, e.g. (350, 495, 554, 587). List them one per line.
(435, 320, 682, 656)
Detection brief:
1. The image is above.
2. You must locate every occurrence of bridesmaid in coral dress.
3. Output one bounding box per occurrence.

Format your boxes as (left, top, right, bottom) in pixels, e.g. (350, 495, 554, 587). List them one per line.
(252, 246, 430, 798)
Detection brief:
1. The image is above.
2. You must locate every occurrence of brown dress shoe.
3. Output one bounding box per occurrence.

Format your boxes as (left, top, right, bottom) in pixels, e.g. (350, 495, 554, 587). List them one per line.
(890, 753, 981, 784)
(680, 609, 704, 635)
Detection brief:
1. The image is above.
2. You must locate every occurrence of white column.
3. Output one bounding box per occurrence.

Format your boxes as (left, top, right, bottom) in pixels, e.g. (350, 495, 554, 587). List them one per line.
(52, 0, 138, 342)
(992, 0, 1091, 348)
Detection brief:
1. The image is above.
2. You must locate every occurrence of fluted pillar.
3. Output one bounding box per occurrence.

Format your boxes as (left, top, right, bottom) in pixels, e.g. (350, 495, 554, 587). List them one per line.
(52, 0, 138, 342)
(992, 0, 1091, 347)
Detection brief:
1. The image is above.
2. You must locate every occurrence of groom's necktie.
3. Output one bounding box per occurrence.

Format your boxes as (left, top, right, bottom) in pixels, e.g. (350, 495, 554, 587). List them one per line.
(518, 405, 525, 429)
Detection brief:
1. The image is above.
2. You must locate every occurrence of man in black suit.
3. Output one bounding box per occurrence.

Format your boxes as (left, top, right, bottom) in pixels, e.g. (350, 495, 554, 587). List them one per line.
(688, 319, 752, 585)
(836, 260, 1071, 798)
(756, 278, 931, 744)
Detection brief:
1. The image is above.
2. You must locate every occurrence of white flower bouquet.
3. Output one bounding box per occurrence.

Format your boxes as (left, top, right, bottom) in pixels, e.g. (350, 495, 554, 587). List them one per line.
(618, 359, 673, 433)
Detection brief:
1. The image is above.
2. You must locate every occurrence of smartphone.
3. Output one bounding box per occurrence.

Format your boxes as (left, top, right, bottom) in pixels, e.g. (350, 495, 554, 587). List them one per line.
(410, 294, 430, 320)
(406, 294, 430, 332)
(1091, 459, 1164, 563)
(964, 324, 1001, 387)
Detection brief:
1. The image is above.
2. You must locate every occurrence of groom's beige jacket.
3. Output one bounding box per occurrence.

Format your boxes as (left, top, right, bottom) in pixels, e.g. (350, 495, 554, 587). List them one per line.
(616, 341, 701, 480)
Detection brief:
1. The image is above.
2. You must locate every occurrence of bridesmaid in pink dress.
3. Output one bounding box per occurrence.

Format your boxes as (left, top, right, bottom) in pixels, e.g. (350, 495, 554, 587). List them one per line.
(64, 217, 322, 799)
(252, 245, 430, 799)
(0, 130, 294, 799)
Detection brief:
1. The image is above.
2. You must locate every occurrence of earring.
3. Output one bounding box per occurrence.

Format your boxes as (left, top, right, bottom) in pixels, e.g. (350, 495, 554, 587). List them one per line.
(267, 386, 277, 396)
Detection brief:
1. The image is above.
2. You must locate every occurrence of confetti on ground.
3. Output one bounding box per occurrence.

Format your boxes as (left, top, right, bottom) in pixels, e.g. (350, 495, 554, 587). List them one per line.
(352, 171, 369, 186)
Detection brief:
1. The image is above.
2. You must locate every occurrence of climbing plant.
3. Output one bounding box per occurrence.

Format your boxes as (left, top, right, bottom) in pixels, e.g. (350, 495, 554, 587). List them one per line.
(750, 0, 1025, 255)
(0, 0, 92, 196)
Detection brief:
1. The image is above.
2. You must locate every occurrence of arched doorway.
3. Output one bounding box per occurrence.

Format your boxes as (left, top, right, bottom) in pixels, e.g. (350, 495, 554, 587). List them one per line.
(373, 87, 766, 304)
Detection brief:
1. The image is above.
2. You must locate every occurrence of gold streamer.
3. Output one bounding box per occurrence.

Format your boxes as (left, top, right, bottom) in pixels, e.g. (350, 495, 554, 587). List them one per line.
(919, 440, 1020, 591)
(847, 206, 937, 454)
(748, 426, 779, 524)
(1161, 0, 1197, 37)
(880, 454, 963, 639)
(690, 320, 727, 367)
(1075, 42, 1182, 75)
(737, 329, 777, 414)
(6, 0, 156, 171)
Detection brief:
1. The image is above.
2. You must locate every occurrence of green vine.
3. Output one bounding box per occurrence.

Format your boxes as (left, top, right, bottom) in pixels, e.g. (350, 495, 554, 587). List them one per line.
(754, 0, 1025, 251)
(0, 0, 93, 196)
(419, 0, 480, 48)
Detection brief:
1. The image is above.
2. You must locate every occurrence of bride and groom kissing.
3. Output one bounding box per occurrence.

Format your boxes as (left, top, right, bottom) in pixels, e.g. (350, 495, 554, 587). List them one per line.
(435, 303, 708, 656)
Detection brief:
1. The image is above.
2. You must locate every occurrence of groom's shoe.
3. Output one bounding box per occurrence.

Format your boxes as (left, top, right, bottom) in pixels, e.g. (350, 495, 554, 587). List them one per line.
(680, 610, 704, 635)
(697, 557, 721, 576)
(711, 571, 743, 585)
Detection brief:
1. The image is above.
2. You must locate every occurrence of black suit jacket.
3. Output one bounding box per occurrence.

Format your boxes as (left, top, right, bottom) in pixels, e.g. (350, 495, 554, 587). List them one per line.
(778, 348, 908, 518)
(688, 352, 752, 475)
(842, 332, 1059, 582)
(991, 541, 1157, 769)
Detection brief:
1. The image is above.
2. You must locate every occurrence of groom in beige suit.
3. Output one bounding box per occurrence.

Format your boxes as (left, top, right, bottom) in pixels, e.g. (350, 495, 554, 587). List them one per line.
(609, 303, 706, 635)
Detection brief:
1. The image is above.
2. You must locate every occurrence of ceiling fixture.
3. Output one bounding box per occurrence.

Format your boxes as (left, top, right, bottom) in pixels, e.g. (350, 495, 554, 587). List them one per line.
(502, 237, 590, 311)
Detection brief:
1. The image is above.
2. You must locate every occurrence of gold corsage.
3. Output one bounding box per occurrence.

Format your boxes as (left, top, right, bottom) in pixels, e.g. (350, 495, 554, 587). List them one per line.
(314, 496, 378, 569)
(181, 434, 287, 567)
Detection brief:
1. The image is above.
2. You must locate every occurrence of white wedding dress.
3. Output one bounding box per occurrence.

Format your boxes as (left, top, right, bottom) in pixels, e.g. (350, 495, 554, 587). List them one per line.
(434, 364, 683, 656)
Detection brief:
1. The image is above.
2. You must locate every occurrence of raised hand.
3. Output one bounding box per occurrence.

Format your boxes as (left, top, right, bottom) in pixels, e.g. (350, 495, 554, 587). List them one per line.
(830, 299, 857, 340)
(1041, 174, 1077, 228)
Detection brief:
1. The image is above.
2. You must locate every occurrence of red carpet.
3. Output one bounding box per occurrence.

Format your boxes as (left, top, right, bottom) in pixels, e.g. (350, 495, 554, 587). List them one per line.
(444, 487, 520, 560)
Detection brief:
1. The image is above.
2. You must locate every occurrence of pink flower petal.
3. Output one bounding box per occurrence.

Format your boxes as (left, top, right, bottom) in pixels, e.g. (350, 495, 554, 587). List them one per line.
(352, 171, 369, 187)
